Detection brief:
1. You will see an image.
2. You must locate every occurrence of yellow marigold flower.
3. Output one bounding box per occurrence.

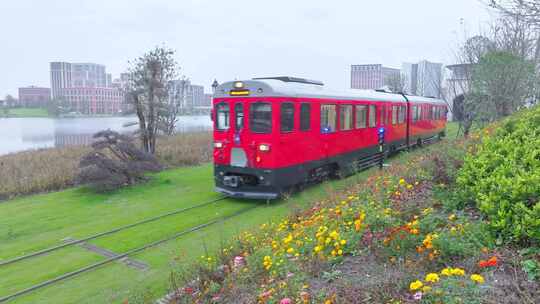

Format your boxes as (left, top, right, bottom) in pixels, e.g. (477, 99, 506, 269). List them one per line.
(410, 228, 419, 235)
(448, 214, 457, 221)
(470, 274, 484, 284)
(399, 178, 406, 185)
(286, 247, 295, 254)
(406, 184, 413, 190)
(409, 280, 423, 291)
(425, 273, 440, 283)
(314, 245, 323, 253)
(441, 267, 452, 276)
(450, 268, 465, 276)
(337, 249, 343, 255)
(340, 239, 347, 245)
(329, 230, 339, 240)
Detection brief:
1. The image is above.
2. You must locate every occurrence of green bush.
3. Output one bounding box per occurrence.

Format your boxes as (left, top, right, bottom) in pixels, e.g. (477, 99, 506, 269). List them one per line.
(457, 106, 540, 244)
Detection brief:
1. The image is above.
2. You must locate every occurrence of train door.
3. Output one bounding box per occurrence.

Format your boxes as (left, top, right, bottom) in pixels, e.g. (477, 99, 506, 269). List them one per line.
(214, 101, 233, 164)
(230, 102, 250, 167)
(320, 103, 339, 160)
(277, 102, 296, 167)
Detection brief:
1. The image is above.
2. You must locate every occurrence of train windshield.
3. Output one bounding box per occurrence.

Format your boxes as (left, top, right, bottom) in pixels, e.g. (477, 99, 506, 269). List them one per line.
(215, 103, 230, 130)
(250, 102, 272, 133)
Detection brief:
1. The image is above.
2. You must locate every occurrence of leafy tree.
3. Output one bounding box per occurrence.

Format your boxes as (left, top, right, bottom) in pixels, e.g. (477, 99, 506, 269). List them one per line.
(78, 130, 162, 192)
(125, 46, 180, 154)
(471, 51, 536, 119)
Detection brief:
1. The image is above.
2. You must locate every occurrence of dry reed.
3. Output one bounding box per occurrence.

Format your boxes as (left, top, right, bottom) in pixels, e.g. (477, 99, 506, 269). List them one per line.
(0, 132, 212, 200)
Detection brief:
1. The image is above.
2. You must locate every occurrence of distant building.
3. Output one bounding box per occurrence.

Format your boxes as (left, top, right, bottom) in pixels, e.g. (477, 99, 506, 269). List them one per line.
(168, 79, 208, 112)
(402, 60, 443, 98)
(351, 64, 401, 90)
(191, 85, 205, 107)
(203, 93, 213, 107)
(18, 86, 51, 107)
(50, 61, 125, 114)
(60, 87, 123, 115)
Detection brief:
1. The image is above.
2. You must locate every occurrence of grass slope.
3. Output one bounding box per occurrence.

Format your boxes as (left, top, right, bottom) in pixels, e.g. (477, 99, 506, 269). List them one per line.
(0, 123, 458, 303)
(5, 108, 49, 118)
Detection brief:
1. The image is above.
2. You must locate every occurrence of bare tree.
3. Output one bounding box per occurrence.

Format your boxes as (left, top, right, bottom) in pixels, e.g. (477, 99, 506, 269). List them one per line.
(488, 0, 540, 24)
(159, 77, 189, 135)
(125, 46, 180, 154)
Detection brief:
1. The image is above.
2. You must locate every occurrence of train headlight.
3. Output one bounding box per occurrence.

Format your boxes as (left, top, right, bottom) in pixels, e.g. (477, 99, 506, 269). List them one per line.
(214, 142, 223, 148)
(258, 144, 271, 152)
(234, 81, 244, 89)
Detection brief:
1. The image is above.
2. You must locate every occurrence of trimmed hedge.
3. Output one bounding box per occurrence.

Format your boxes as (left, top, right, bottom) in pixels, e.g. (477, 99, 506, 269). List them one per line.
(457, 106, 540, 244)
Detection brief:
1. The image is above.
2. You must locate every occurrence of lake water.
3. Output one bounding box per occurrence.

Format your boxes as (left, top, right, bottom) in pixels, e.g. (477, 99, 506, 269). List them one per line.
(0, 115, 213, 156)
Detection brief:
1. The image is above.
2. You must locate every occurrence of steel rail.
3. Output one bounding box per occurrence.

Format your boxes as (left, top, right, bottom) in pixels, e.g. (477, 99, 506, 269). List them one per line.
(0, 196, 227, 268)
(0, 204, 260, 303)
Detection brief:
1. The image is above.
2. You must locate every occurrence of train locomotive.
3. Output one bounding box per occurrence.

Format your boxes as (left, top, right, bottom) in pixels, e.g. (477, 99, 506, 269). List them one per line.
(212, 77, 447, 199)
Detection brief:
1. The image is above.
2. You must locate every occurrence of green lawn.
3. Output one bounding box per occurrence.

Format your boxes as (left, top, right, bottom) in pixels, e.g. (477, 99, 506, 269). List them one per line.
(0, 123, 458, 303)
(5, 108, 49, 118)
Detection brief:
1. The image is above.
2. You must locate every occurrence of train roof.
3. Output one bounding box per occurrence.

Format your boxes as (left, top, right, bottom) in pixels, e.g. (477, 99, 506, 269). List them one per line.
(214, 77, 446, 105)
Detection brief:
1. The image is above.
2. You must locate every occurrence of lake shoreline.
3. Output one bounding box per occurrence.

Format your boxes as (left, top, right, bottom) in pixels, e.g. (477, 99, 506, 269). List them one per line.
(0, 115, 212, 156)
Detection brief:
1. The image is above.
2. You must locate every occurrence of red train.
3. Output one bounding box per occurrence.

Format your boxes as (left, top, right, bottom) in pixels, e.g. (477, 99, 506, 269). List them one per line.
(212, 77, 447, 199)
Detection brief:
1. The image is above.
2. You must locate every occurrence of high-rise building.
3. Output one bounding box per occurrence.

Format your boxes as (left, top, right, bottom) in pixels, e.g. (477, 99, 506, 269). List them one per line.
(18, 86, 51, 107)
(70, 63, 107, 87)
(50, 61, 124, 114)
(402, 60, 443, 98)
(351, 64, 401, 90)
(50, 62, 72, 99)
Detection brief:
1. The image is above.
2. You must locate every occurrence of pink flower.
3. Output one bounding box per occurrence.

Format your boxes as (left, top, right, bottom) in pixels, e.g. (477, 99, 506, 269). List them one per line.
(287, 272, 295, 278)
(233, 256, 245, 268)
(280, 298, 293, 304)
(413, 292, 423, 300)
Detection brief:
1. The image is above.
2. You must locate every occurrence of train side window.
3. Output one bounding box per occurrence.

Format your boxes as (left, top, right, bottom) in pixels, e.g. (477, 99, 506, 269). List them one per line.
(398, 105, 405, 124)
(369, 105, 376, 127)
(235, 103, 244, 130)
(355, 105, 368, 129)
(215, 103, 230, 131)
(392, 105, 398, 125)
(340, 105, 353, 131)
(321, 104, 337, 133)
(418, 106, 422, 121)
(380, 105, 387, 125)
(250, 102, 272, 133)
(412, 105, 417, 122)
(300, 103, 311, 131)
(280, 102, 295, 132)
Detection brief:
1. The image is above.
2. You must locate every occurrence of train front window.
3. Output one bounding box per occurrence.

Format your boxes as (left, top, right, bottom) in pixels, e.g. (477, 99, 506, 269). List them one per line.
(250, 102, 272, 133)
(280, 102, 295, 132)
(235, 103, 244, 130)
(215, 103, 230, 131)
(321, 104, 337, 133)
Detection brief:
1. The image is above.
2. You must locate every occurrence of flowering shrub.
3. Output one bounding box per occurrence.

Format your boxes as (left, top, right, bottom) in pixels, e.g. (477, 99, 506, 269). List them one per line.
(457, 105, 540, 244)
(168, 123, 531, 303)
(408, 267, 485, 303)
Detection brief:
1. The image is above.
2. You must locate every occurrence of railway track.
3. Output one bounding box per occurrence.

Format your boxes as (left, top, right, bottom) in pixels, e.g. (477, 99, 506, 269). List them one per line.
(0, 196, 227, 268)
(0, 202, 260, 303)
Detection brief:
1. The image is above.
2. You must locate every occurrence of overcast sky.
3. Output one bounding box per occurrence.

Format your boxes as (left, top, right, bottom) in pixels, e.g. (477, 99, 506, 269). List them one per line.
(1, 0, 495, 96)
